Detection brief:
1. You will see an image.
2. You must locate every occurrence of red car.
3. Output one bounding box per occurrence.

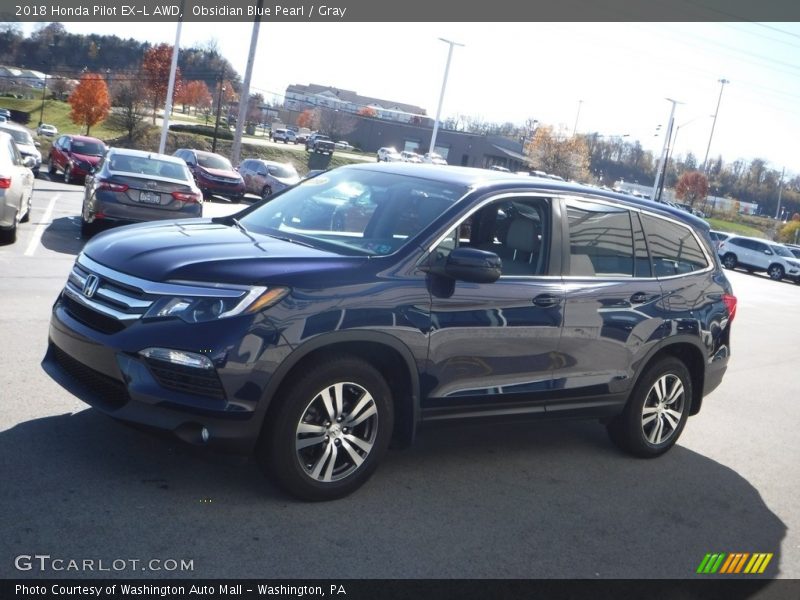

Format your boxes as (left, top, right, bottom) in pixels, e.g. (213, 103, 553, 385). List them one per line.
(48, 135, 106, 184)
(173, 148, 245, 202)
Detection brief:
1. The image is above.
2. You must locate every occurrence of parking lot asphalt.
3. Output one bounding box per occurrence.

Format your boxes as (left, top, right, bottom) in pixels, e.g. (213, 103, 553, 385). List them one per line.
(0, 177, 798, 581)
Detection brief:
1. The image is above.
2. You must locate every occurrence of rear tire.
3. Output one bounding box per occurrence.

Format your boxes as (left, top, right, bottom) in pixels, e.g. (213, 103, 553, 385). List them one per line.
(0, 224, 16, 244)
(606, 356, 691, 458)
(722, 253, 737, 270)
(80, 217, 98, 238)
(257, 356, 394, 501)
(48, 159, 57, 175)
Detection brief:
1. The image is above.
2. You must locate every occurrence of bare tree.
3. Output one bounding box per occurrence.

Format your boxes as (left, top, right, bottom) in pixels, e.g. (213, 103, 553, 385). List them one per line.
(317, 108, 356, 140)
(108, 81, 148, 142)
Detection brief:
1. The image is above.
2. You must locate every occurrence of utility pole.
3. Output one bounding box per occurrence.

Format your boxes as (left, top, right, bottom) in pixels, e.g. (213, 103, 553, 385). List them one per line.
(158, 0, 184, 155)
(702, 78, 729, 173)
(652, 98, 681, 202)
(774, 166, 785, 220)
(211, 67, 226, 154)
(231, 0, 263, 166)
(429, 38, 464, 157)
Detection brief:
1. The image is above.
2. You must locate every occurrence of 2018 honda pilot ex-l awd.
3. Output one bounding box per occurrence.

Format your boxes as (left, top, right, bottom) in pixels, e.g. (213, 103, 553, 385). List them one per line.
(45, 164, 736, 501)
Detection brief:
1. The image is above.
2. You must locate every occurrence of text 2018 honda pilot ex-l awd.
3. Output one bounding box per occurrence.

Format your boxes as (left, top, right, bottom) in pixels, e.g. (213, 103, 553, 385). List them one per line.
(45, 164, 736, 501)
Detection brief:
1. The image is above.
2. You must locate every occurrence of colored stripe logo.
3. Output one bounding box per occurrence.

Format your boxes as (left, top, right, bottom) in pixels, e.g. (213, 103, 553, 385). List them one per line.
(697, 552, 773, 574)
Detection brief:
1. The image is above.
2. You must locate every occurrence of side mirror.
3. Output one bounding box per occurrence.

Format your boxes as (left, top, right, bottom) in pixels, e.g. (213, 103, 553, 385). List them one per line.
(34, 141, 41, 147)
(22, 156, 36, 169)
(764, 249, 773, 255)
(423, 247, 502, 284)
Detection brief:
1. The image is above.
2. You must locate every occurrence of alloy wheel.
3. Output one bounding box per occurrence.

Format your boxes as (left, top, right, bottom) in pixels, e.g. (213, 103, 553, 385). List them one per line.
(295, 382, 379, 483)
(641, 374, 685, 446)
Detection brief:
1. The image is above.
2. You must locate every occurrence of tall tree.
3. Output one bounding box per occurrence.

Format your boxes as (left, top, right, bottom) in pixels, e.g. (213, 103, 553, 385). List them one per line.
(142, 43, 182, 124)
(675, 171, 709, 207)
(525, 125, 591, 181)
(297, 109, 317, 129)
(68, 73, 110, 135)
(108, 81, 147, 141)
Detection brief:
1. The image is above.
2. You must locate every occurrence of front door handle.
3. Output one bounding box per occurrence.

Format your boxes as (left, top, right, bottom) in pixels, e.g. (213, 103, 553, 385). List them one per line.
(630, 292, 658, 304)
(533, 294, 561, 308)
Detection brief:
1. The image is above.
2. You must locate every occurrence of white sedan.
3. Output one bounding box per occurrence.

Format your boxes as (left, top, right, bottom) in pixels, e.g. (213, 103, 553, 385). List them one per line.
(423, 152, 448, 165)
(37, 123, 58, 137)
(0, 131, 36, 244)
(377, 147, 403, 162)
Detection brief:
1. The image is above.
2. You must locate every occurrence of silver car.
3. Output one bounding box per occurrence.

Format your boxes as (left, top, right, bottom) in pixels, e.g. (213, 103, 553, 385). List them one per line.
(0, 122, 42, 177)
(0, 131, 35, 244)
(81, 148, 202, 237)
(238, 159, 300, 200)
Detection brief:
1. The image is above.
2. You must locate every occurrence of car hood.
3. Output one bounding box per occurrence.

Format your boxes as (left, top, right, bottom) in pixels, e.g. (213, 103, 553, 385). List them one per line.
(273, 175, 300, 186)
(82, 219, 362, 285)
(198, 166, 242, 180)
(70, 152, 102, 165)
(17, 142, 41, 158)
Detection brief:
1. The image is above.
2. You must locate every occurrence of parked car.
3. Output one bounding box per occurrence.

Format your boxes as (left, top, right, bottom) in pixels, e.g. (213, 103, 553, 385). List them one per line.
(173, 148, 245, 202)
(79, 148, 202, 237)
(400, 151, 422, 163)
(45, 163, 735, 501)
(37, 123, 58, 137)
(272, 128, 296, 144)
(0, 131, 35, 244)
(306, 133, 335, 155)
(238, 159, 300, 200)
(0, 116, 7, 124)
(49, 135, 106, 184)
(0, 108, 11, 119)
(0, 122, 42, 177)
(422, 152, 447, 165)
(786, 244, 800, 260)
(334, 140, 353, 151)
(708, 230, 732, 253)
(294, 130, 310, 144)
(718, 235, 800, 282)
(377, 147, 402, 162)
(489, 165, 511, 172)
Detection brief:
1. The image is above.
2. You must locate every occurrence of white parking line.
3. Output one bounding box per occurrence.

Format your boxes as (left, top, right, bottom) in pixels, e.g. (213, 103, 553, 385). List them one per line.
(24, 193, 60, 257)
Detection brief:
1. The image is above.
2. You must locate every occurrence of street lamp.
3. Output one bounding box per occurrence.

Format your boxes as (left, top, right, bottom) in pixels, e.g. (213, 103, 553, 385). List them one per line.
(702, 78, 730, 173)
(572, 100, 583, 137)
(652, 98, 682, 202)
(428, 38, 464, 158)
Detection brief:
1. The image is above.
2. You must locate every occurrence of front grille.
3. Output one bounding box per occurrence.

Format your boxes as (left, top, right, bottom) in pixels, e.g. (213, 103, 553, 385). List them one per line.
(52, 344, 129, 410)
(63, 295, 125, 334)
(144, 358, 225, 400)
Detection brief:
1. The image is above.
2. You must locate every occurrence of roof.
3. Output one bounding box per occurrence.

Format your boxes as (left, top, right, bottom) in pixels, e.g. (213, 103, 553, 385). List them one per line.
(67, 134, 104, 143)
(491, 144, 530, 163)
(286, 83, 427, 116)
(339, 162, 709, 230)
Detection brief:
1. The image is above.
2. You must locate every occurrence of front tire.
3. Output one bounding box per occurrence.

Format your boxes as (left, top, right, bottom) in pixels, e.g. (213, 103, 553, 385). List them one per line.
(768, 264, 785, 281)
(258, 356, 394, 501)
(261, 186, 272, 201)
(606, 357, 691, 458)
(64, 165, 73, 185)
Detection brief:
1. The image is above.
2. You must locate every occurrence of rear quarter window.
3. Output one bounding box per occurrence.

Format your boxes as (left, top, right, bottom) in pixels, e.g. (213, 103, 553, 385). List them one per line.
(641, 214, 709, 276)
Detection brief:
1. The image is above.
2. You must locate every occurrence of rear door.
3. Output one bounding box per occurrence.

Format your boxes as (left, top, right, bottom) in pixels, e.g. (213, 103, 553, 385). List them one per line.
(553, 197, 664, 415)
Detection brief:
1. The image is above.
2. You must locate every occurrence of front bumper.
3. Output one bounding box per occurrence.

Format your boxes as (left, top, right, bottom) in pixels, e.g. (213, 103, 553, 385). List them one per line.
(196, 177, 245, 198)
(45, 292, 286, 453)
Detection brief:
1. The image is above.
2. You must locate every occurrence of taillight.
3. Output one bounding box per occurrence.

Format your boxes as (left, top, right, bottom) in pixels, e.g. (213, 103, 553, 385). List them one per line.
(171, 191, 201, 203)
(0, 176, 10, 189)
(722, 294, 737, 323)
(97, 179, 129, 192)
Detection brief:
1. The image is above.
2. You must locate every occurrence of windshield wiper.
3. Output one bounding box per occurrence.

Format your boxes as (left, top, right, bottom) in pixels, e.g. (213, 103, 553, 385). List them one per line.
(231, 217, 249, 234)
(264, 233, 317, 249)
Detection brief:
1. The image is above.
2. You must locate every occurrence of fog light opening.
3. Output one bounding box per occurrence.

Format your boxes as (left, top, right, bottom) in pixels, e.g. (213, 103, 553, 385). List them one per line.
(139, 347, 214, 370)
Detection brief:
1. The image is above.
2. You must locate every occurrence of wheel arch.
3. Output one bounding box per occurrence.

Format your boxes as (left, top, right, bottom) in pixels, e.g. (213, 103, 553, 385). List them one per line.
(631, 338, 707, 416)
(258, 331, 421, 448)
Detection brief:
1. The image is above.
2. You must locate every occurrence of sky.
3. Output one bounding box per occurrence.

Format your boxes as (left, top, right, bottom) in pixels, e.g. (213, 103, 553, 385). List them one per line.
(19, 20, 800, 176)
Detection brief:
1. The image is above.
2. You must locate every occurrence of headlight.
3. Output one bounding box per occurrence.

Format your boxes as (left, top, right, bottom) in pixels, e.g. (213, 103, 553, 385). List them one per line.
(144, 286, 290, 323)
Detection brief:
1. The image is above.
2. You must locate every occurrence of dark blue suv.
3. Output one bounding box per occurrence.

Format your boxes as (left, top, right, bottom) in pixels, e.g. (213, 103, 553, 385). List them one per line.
(45, 164, 736, 500)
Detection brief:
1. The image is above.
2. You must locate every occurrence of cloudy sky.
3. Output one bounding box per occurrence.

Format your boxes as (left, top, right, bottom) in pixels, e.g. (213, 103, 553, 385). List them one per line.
(21, 20, 800, 175)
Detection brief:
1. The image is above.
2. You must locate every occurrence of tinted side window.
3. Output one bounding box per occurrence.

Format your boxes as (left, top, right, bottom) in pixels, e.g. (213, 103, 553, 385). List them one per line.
(567, 201, 635, 277)
(641, 214, 708, 276)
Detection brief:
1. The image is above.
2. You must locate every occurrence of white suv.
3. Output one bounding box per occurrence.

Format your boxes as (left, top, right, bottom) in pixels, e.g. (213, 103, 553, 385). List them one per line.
(376, 147, 402, 162)
(719, 236, 800, 283)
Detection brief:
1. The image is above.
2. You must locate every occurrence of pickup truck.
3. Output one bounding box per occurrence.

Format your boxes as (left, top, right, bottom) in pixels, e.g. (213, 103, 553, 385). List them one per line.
(305, 133, 335, 155)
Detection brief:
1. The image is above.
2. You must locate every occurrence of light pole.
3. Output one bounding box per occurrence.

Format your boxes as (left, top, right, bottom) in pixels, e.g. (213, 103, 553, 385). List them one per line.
(428, 38, 464, 158)
(212, 70, 226, 154)
(652, 98, 682, 202)
(702, 78, 729, 173)
(774, 166, 785, 220)
(572, 100, 583, 137)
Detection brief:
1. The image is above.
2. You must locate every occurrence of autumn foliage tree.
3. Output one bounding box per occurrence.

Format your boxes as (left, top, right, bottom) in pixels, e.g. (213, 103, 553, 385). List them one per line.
(296, 109, 317, 129)
(675, 171, 709, 207)
(178, 80, 212, 115)
(357, 106, 377, 118)
(525, 125, 591, 181)
(142, 43, 182, 123)
(68, 73, 110, 135)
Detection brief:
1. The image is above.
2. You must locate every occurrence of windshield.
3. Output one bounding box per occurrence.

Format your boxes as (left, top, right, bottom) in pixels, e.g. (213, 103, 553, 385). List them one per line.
(239, 168, 466, 256)
(197, 153, 233, 170)
(72, 140, 105, 156)
(1, 128, 34, 145)
(771, 245, 793, 258)
(268, 164, 298, 179)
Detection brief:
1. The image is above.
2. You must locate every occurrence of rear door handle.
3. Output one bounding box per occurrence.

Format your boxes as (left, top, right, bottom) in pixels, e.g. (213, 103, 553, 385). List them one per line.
(533, 294, 561, 308)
